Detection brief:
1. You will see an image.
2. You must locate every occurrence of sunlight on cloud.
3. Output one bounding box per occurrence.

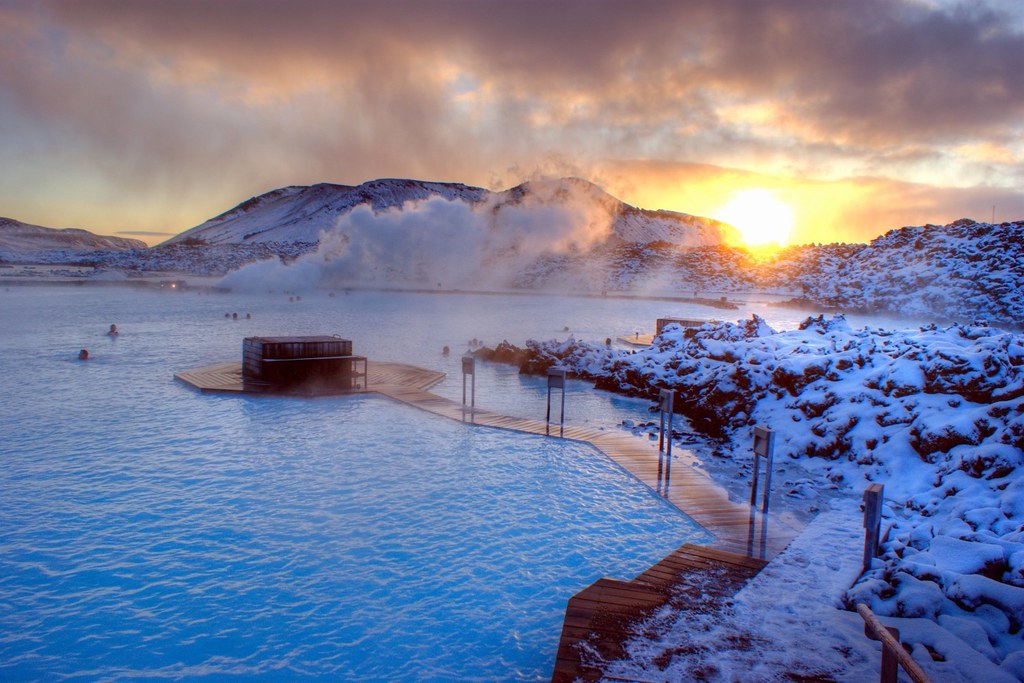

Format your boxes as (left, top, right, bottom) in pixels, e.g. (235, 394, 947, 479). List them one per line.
(953, 142, 1019, 166)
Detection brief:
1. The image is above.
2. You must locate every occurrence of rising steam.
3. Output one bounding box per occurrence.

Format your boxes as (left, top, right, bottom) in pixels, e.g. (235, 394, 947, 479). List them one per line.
(219, 179, 617, 292)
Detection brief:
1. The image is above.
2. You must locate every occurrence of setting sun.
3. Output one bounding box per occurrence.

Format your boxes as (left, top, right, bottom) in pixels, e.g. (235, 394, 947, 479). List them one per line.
(714, 189, 794, 247)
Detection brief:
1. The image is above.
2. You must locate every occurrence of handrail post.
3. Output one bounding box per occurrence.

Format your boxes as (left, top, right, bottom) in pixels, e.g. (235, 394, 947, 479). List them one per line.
(856, 603, 932, 683)
(881, 630, 899, 683)
(862, 483, 884, 572)
(656, 389, 674, 496)
(461, 354, 476, 415)
(546, 367, 566, 437)
(750, 426, 775, 514)
(658, 389, 674, 457)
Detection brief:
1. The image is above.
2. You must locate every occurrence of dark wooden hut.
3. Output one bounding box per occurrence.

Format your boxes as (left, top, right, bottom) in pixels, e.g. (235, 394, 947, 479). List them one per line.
(242, 336, 366, 391)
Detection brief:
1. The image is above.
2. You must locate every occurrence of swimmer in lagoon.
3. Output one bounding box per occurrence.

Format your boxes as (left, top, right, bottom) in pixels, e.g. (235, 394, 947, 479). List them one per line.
(107, 324, 119, 336)
(78, 349, 89, 360)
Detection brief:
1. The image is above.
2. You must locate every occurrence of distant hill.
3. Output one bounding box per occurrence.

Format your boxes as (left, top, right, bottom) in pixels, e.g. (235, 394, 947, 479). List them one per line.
(0, 217, 146, 258)
(3, 183, 1020, 327)
(510, 218, 1024, 326)
(774, 218, 1024, 324)
(163, 177, 737, 248)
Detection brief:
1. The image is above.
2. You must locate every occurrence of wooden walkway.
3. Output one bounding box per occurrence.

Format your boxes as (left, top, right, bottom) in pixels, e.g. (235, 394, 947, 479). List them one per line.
(178, 360, 797, 557)
(367, 367, 800, 683)
(618, 334, 654, 347)
(552, 543, 767, 682)
(177, 358, 801, 681)
(369, 383, 799, 559)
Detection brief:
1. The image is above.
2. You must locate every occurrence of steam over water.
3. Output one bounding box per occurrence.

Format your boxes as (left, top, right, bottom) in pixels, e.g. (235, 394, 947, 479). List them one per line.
(221, 183, 623, 293)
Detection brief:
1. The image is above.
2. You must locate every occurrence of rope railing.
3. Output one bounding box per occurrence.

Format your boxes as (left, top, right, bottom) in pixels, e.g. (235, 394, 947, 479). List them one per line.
(856, 603, 931, 683)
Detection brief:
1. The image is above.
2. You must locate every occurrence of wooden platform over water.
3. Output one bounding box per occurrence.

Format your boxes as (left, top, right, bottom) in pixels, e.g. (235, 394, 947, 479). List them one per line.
(370, 388, 799, 559)
(177, 358, 800, 681)
(175, 360, 445, 395)
(617, 334, 654, 347)
(551, 543, 767, 682)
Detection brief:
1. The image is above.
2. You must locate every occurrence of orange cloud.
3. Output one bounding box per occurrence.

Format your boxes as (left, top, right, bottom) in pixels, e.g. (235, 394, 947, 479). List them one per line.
(596, 160, 1024, 246)
(2, 1, 1022, 242)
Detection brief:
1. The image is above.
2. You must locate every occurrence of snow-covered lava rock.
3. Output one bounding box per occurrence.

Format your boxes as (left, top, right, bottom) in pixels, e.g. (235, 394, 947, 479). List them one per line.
(484, 315, 1024, 667)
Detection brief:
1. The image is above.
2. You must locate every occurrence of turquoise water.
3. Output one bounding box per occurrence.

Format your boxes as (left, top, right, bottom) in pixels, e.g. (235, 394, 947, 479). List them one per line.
(0, 287, 709, 681)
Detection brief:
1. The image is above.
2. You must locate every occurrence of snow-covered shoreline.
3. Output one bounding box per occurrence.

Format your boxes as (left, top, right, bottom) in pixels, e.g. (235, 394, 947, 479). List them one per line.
(484, 316, 1024, 679)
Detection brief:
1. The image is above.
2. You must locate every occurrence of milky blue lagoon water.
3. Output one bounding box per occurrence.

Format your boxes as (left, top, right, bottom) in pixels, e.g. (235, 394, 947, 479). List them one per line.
(0, 286, 718, 681)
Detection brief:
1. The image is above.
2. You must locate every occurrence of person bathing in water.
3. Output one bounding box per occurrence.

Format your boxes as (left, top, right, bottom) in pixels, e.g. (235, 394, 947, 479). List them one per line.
(107, 324, 118, 336)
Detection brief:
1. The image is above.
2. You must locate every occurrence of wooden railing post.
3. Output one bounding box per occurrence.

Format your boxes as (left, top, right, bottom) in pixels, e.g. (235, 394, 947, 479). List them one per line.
(857, 603, 932, 683)
(881, 627, 900, 683)
(862, 483, 884, 572)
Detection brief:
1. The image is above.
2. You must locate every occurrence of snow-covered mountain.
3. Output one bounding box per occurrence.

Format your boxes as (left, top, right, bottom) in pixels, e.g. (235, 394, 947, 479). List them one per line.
(0, 217, 145, 258)
(163, 177, 735, 248)
(4, 181, 1020, 327)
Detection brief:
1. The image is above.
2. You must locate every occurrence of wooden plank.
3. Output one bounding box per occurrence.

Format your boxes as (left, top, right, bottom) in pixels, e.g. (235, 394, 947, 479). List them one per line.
(551, 537, 769, 683)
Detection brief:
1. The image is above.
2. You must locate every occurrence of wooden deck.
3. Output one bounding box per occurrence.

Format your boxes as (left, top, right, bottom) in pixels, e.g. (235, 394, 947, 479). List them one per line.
(368, 366, 800, 683)
(178, 358, 797, 554)
(617, 334, 655, 347)
(175, 360, 445, 395)
(551, 544, 767, 682)
(369, 384, 799, 559)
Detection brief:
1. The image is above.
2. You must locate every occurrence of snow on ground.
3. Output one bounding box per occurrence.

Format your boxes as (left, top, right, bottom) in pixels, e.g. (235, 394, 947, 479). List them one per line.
(603, 508, 1021, 681)
(513, 315, 1024, 677)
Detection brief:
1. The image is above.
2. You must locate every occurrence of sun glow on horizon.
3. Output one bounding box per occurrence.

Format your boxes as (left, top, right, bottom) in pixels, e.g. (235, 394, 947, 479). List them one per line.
(714, 189, 794, 247)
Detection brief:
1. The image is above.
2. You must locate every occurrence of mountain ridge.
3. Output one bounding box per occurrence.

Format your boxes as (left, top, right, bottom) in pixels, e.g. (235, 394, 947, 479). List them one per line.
(0, 217, 146, 255)
(164, 176, 737, 249)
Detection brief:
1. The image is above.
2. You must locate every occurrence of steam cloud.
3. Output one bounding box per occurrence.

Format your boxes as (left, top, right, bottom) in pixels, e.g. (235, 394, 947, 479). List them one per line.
(219, 180, 617, 293)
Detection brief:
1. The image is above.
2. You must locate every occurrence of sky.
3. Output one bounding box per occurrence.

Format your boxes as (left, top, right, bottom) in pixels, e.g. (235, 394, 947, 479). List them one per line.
(1, 0, 1023, 246)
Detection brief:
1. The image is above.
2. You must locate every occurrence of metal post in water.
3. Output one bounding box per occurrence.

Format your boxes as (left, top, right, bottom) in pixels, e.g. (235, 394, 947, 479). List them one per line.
(462, 354, 476, 414)
(658, 406, 665, 452)
(655, 389, 675, 496)
(546, 367, 566, 436)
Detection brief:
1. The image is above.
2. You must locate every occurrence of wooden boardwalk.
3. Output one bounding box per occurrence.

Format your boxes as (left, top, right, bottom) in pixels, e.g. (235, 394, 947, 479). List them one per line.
(551, 544, 767, 682)
(178, 358, 801, 681)
(175, 360, 445, 395)
(369, 383, 799, 559)
(617, 334, 654, 347)
(178, 360, 797, 557)
(367, 367, 800, 683)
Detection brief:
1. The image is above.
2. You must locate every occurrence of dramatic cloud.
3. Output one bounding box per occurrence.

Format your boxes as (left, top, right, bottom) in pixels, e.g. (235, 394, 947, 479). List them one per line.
(1, 0, 1022, 243)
